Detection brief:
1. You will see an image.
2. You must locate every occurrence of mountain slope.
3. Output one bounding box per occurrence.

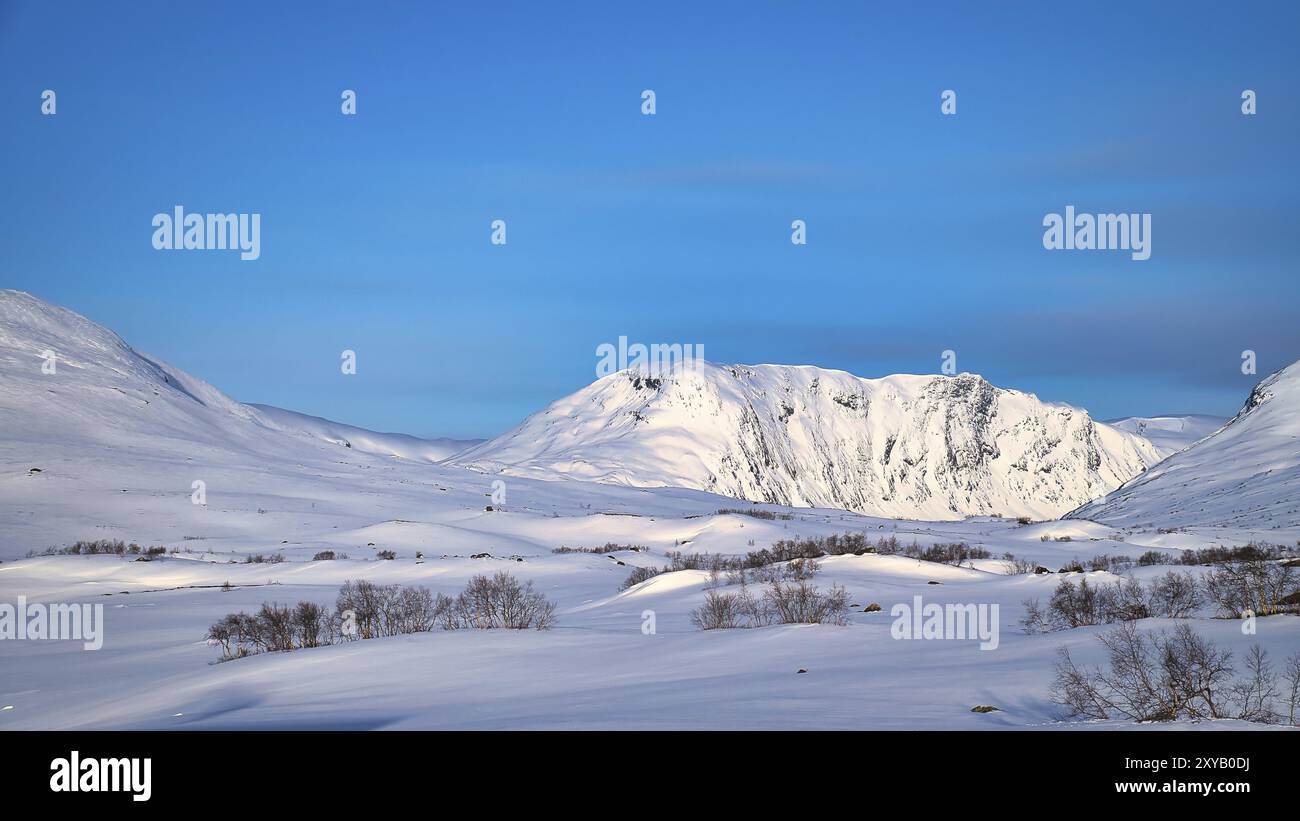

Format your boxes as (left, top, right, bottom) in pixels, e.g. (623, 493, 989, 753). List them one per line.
(248, 404, 481, 462)
(0, 289, 472, 467)
(451, 363, 1161, 520)
(1106, 414, 1227, 459)
(1070, 362, 1300, 529)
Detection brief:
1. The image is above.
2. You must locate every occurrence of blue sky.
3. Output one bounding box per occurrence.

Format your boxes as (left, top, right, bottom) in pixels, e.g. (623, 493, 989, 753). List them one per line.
(2, 1, 1297, 438)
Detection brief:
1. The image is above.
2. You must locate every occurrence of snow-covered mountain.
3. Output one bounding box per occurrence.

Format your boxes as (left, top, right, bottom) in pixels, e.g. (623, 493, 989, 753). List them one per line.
(1070, 362, 1300, 529)
(0, 289, 474, 468)
(451, 363, 1162, 520)
(1106, 414, 1227, 459)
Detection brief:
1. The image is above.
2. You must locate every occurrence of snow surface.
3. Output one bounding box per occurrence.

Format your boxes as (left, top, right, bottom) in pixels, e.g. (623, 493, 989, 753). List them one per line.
(3, 537, 1297, 730)
(1, 289, 1296, 730)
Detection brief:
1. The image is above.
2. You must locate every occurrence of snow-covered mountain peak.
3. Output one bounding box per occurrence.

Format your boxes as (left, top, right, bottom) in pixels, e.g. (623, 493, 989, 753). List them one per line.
(452, 361, 1161, 520)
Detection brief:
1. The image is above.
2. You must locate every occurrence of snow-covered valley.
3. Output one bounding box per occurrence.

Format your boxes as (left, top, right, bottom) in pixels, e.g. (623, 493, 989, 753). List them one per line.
(2, 290, 1298, 731)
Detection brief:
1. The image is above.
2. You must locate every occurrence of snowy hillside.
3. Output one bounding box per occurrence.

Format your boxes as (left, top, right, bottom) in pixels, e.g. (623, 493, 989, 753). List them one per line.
(1106, 414, 1226, 458)
(0, 289, 474, 470)
(248, 404, 480, 462)
(452, 363, 1161, 520)
(1071, 362, 1300, 529)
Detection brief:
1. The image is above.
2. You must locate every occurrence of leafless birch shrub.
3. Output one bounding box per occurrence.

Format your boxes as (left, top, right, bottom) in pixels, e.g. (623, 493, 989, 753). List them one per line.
(1204, 557, 1297, 617)
(1051, 623, 1298, 724)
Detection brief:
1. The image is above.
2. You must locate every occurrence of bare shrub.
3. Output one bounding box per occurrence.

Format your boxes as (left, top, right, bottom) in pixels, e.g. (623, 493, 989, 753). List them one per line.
(553, 543, 647, 554)
(786, 557, 820, 580)
(256, 603, 296, 652)
(292, 601, 330, 648)
(1137, 550, 1174, 566)
(1096, 576, 1150, 623)
(205, 614, 245, 661)
(767, 534, 844, 559)
(1229, 645, 1280, 724)
(1046, 577, 1100, 629)
(736, 585, 772, 625)
(312, 550, 336, 561)
(1051, 623, 1236, 721)
(1204, 556, 1298, 617)
(665, 550, 753, 573)
(331, 579, 441, 637)
(690, 577, 848, 630)
(874, 539, 989, 565)
(336, 579, 389, 640)
(1285, 653, 1300, 726)
(1020, 597, 1047, 633)
(209, 603, 329, 659)
(1004, 556, 1038, 575)
(1179, 542, 1291, 567)
(621, 565, 664, 590)
(66, 539, 130, 555)
(390, 586, 441, 634)
(446, 572, 556, 630)
(691, 589, 746, 629)
(1087, 554, 1131, 572)
(208, 574, 554, 662)
(763, 579, 850, 625)
(1146, 571, 1202, 618)
(716, 508, 793, 520)
(1052, 625, 1300, 725)
(1035, 573, 1203, 632)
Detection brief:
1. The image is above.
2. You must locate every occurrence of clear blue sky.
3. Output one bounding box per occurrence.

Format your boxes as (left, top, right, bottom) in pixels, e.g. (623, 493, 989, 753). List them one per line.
(3, 1, 1297, 439)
